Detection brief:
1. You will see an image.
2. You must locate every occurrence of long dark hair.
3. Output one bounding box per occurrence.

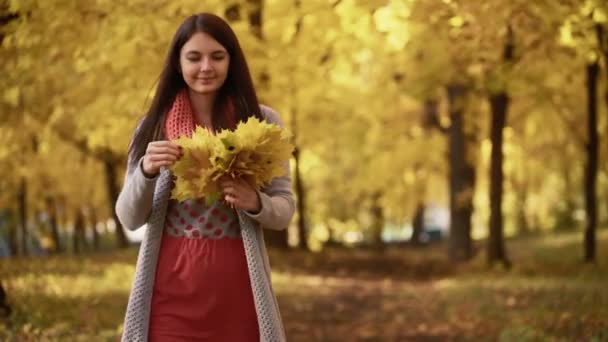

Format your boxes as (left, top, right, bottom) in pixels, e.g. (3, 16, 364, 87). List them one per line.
(128, 13, 263, 171)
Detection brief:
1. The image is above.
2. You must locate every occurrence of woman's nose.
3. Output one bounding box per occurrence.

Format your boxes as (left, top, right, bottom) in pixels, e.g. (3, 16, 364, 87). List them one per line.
(200, 57, 212, 72)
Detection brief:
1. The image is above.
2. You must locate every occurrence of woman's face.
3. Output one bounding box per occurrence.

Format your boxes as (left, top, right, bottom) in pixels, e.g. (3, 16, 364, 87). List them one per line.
(179, 32, 230, 95)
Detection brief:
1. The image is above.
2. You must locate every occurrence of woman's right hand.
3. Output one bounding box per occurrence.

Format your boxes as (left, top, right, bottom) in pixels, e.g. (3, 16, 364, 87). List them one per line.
(141, 141, 182, 177)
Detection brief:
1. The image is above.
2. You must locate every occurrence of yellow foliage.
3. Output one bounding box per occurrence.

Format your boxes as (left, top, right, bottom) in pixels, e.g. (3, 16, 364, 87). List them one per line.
(3, 86, 20, 107)
(170, 118, 294, 204)
(170, 126, 223, 203)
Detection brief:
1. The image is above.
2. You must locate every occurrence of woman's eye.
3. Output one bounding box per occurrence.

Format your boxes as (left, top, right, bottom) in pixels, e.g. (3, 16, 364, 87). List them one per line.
(212, 55, 225, 61)
(187, 57, 200, 62)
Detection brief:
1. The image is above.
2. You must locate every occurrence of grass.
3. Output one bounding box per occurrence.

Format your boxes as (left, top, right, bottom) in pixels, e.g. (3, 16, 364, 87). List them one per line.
(1, 229, 607, 341)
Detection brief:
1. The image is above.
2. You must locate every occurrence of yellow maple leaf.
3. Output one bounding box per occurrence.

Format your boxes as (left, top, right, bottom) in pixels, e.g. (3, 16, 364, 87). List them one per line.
(170, 126, 222, 202)
(169, 117, 294, 203)
(226, 117, 294, 188)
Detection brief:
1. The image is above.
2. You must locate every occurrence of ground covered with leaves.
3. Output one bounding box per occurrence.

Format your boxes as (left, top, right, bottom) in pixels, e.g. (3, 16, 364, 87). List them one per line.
(1, 230, 607, 341)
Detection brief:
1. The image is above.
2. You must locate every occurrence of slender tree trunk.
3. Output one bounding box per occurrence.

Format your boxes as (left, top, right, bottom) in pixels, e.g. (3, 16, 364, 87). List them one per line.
(247, 0, 263, 38)
(6, 209, 18, 256)
(73, 209, 86, 254)
(57, 196, 69, 250)
(0, 281, 11, 318)
(447, 84, 475, 262)
(293, 146, 308, 249)
(515, 184, 530, 235)
(17, 178, 27, 256)
(601, 25, 608, 228)
(104, 159, 128, 248)
(45, 197, 62, 253)
(90, 207, 100, 251)
(369, 192, 385, 250)
(410, 202, 425, 245)
(423, 100, 445, 132)
(584, 39, 600, 263)
(487, 25, 514, 268)
(558, 164, 577, 230)
(512, 161, 531, 235)
(488, 92, 511, 267)
(263, 227, 290, 249)
(291, 6, 308, 250)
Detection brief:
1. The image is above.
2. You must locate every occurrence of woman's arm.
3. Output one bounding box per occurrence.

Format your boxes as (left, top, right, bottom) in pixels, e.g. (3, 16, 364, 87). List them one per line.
(115, 157, 158, 231)
(244, 105, 296, 230)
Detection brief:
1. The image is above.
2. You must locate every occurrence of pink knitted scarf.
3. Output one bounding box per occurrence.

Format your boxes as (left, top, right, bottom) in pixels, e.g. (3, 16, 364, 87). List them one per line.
(164, 89, 236, 140)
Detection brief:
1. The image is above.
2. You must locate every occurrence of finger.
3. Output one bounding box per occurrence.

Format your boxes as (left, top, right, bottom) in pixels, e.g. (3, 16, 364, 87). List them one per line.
(150, 140, 181, 149)
(148, 145, 181, 157)
(150, 153, 181, 160)
(148, 154, 178, 163)
(150, 160, 174, 170)
(149, 141, 182, 154)
(145, 157, 177, 169)
(148, 141, 177, 153)
(219, 180, 235, 188)
(166, 141, 182, 150)
(234, 177, 254, 189)
(222, 187, 237, 197)
(224, 194, 238, 207)
(147, 146, 179, 158)
(158, 160, 175, 167)
(218, 175, 234, 184)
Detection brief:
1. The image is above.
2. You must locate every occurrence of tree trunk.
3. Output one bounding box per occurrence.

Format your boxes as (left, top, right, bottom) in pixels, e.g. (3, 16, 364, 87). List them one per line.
(247, 0, 263, 39)
(410, 202, 425, 245)
(45, 197, 62, 253)
(263, 227, 290, 249)
(488, 92, 511, 267)
(17, 178, 27, 256)
(487, 25, 514, 268)
(557, 164, 577, 231)
(293, 146, 308, 249)
(104, 159, 128, 248)
(73, 209, 86, 254)
(601, 24, 608, 229)
(447, 84, 475, 262)
(291, 3, 307, 250)
(6, 209, 18, 257)
(514, 178, 530, 235)
(0, 281, 11, 319)
(90, 207, 100, 251)
(583, 46, 600, 263)
(369, 192, 385, 250)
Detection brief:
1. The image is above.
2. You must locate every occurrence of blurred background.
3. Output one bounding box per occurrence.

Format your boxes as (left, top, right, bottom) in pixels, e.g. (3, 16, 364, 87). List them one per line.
(1, 0, 607, 340)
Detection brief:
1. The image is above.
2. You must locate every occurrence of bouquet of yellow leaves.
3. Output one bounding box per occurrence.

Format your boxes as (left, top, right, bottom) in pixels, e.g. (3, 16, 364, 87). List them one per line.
(170, 117, 294, 204)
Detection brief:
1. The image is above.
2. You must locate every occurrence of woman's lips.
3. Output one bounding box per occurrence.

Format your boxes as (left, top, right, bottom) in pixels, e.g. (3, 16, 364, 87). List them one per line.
(197, 77, 215, 84)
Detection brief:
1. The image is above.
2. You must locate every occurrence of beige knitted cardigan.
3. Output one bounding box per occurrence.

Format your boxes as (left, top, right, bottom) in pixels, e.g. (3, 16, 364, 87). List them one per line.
(115, 106, 293, 342)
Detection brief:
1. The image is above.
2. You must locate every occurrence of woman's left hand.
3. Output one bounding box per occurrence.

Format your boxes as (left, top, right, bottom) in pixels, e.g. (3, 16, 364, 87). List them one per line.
(220, 177, 261, 213)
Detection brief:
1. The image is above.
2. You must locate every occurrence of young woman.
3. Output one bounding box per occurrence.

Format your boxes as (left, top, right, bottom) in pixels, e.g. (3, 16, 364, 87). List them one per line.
(115, 13, 294, 342)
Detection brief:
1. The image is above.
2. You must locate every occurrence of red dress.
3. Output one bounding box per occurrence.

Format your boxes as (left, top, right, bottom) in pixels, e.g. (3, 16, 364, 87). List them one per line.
(148, 199, 260, 341)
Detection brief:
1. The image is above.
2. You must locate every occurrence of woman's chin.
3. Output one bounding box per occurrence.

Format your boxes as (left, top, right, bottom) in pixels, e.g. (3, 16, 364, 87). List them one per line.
(189, 85, 220, 95)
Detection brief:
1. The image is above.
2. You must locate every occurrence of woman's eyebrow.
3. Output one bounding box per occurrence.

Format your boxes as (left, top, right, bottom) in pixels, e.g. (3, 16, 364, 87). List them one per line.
(185, 49, 227, 55)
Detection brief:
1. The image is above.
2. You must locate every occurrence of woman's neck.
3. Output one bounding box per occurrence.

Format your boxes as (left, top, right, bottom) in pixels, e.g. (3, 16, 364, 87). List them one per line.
(188, 89, 216, 128)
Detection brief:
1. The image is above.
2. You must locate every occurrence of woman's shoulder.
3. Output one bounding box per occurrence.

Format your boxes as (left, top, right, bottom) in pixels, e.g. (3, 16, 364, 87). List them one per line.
(259, 104, 283, 126)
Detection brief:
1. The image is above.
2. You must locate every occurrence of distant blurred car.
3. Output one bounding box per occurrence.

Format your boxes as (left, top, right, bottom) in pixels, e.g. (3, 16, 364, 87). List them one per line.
(418, 224, 445, 243)
(418, 205, 449, 243)
(381, 205, 450, 244)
